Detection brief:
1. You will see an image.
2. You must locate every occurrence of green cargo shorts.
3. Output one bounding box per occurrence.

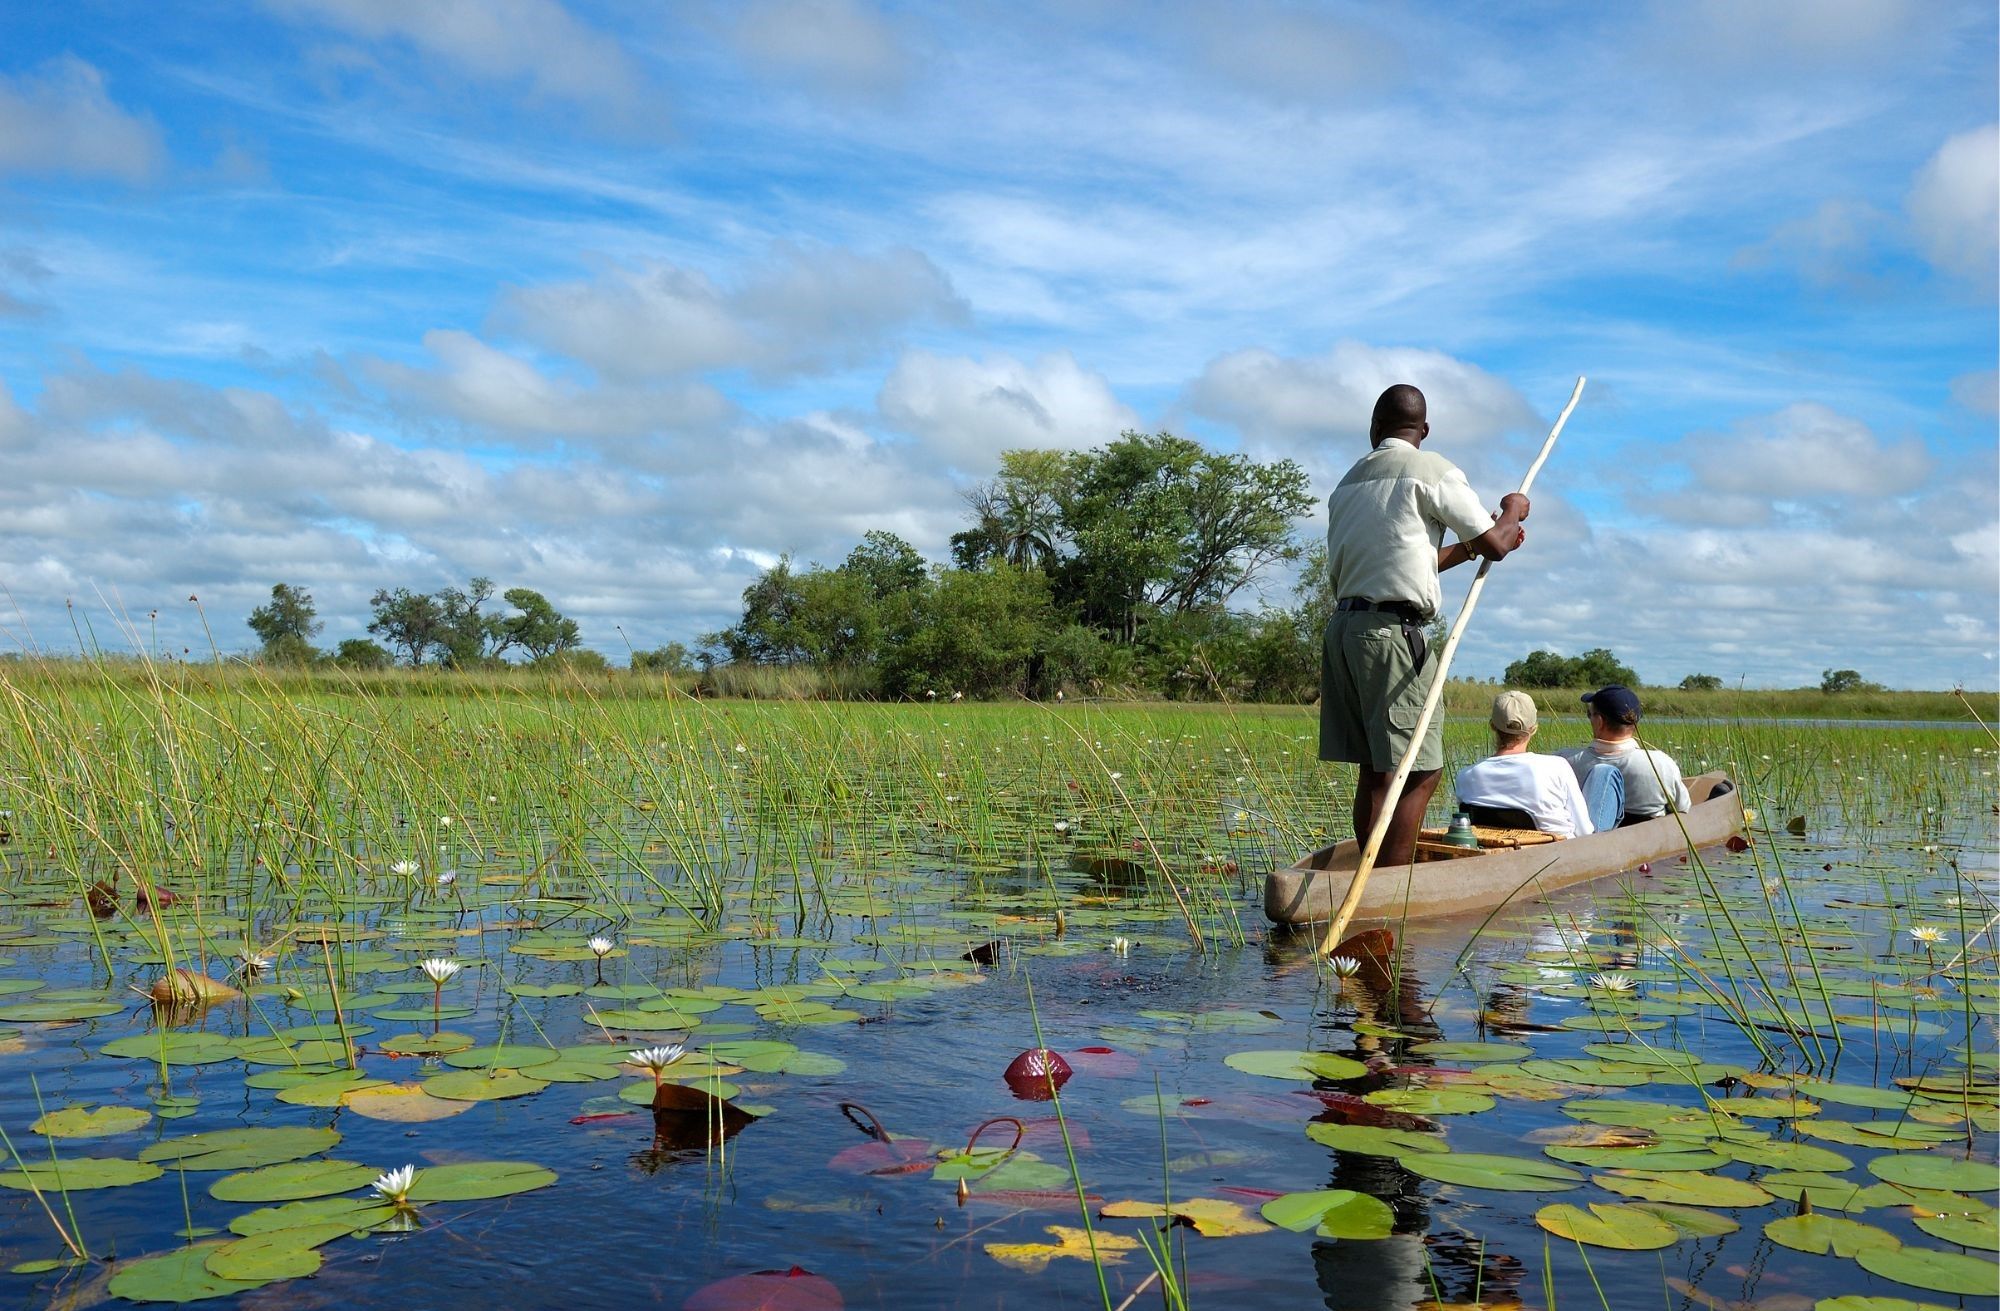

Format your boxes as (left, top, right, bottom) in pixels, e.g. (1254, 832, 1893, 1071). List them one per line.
(1318, 609, 1441, 772)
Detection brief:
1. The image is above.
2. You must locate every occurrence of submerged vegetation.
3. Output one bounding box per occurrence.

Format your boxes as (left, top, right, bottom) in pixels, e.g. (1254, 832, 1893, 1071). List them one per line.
(0, 663, 1988, 1307)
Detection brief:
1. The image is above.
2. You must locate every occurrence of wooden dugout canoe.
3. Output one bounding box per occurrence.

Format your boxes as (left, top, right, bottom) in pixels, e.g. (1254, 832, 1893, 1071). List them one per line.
(1264, 772, 1743, 928)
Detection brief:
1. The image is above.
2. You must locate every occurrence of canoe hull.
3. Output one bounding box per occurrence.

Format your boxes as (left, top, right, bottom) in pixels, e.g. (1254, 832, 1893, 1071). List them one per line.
(1263, 772, 1743, 928)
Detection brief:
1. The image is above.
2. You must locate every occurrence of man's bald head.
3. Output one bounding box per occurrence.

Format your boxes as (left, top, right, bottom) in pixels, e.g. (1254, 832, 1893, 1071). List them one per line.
(1370, 384, 1428, 447)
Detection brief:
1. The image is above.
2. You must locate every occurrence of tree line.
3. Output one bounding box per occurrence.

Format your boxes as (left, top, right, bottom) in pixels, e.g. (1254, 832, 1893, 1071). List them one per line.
(237, 426, 1880, 700)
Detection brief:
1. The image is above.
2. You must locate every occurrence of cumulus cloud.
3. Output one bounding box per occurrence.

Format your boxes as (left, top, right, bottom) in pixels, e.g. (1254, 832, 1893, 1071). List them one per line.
(1671, 402, 1931, 500)
(1732, 199, 1892, 288)
(0, 57, 164, 183)
(1179, 3, 1397, 104)
(1654, 0, 1918, 66)
(363, 330, 734, 440)
(728, 0, 910, 101)
(264, 0, 646, 118)
(1185, 341, 1538, 452)
(1950, 369, 1998, 416)
(497, 244, 966, 381)
(877, 349, 1139, 466)
(1906, 123, 1999, 288)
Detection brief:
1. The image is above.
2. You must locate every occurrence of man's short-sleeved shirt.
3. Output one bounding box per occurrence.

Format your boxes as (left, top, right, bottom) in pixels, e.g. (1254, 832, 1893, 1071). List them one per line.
(1556, 740, 1693, 818)
(1325, 437, 1492, 619)
(1455, 752, 1595, 838)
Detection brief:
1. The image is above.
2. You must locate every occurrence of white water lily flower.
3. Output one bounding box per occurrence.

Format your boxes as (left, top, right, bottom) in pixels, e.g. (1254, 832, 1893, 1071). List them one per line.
(436, 870, 457, 886)
(1052, 820, 1070, 834)
(587, 936, 614, 958)
(1329, 955, 1361, 978)
(419, 958, 461, 984)
(239, 952, 270, 974)
(389, 859, 419, 877)
(1588, 973, 1635, 992)
(1909, 926, 1945, 946)
(1110, 937, 1131, 956)
(371, 1164, 417, 1204)
(438, 816, 453, 827)
(627, 1044, 686, 1074)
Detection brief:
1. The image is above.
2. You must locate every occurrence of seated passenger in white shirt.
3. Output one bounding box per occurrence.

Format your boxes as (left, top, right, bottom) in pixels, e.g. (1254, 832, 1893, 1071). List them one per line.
(1455, 691, 1594, 838)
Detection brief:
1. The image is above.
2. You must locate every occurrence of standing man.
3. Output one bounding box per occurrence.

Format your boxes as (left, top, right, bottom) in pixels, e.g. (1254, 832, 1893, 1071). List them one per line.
(1321, 384, 1531, 865)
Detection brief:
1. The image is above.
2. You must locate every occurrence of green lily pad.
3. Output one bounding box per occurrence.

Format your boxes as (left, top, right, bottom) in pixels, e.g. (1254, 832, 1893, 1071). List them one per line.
(1592, 1169, 1773, 1207)
(1794, 1081, 1919, 1111)
(229, 1195, 398, 1236)
(1912, 1208, 2000, 1251)
(1364, 1088, 1495, 1115)
(440, 1043, 560, 1070)
(204, 1225, 352, 1281)
(1258, 1189, 1394, 1238)
(208, 1160, 380, 1203)
(1543, 1144, 1726, 1171)
(420, 1069, 549, 1101)
(1800, 1121, 1959, 1150)
(0, 999, 124, 1023)
(1535, 1202, 1681, 1250)
(1866, 1154, 1998, 1192)
(107, 1245, 262, 1303)
(1408, 1040, 1533, 1063)
(376, 1031, 476, 1055)
(1518, 1058, 1653, 1088)
(1715, 1139, 1853, 1172)
(1855, 1244, 2000, 1295)
(1765, 1214, 1902, 1257)
(0, 1156, 163, 1191)
(1304, 1124, 1449, 1158)
(100, 1032, 238, 1065)
(1811, 1297, 1958, 1311)
(1626, 1201, 1740, 1237)
(1223, 1049, 1367, 1081)
(403, 1161, 557, 1201)
(275, 1071, 390, 1107)
(30, 1104, 152, 1139)
(141, 1126, 340, 1172)
(1403, 1152, 1583, 1192)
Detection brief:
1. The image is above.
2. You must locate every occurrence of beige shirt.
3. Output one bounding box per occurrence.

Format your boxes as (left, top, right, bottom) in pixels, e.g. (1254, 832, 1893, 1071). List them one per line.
(1557, 740, 1693, 817)
(1325, 437, 1493, 619)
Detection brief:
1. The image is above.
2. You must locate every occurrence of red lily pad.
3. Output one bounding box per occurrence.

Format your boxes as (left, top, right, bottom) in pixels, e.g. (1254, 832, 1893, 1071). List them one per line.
(683, 1265, 842, 1311)
(1003, 1049, 1074, 1100)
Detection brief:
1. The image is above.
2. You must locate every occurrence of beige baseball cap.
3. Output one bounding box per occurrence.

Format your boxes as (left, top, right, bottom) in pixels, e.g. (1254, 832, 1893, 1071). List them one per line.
(1491, 690, 1539, 735)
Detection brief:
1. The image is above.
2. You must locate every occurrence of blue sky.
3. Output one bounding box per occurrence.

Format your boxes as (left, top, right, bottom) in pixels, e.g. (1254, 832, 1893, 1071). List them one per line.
(0, 0, 1993, 688)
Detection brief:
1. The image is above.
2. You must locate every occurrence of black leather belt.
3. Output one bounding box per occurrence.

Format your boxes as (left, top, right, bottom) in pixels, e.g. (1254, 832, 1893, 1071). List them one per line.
(1336, 597, 1427, 624)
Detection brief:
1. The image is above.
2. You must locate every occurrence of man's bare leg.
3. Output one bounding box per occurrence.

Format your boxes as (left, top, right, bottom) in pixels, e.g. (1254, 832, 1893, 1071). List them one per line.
(1354, 768, 1443, 865)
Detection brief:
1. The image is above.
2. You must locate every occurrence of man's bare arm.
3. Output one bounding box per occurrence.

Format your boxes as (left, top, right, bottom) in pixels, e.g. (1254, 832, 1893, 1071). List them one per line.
(1440, 493, 1530, 570)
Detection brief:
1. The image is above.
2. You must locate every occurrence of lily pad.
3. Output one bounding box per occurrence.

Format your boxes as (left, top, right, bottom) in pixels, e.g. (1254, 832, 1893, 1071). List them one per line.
(1765, 1214, 1902, 1257)
(209, 1160, 380, 1203)
(1535, 1202, 1681, 1250)
(100, 1032, 238, 1065)
(1224, 1049, 1367, 1081)
(1101, 1197, 1273, 1237)
(1715, 1139, 1853, 1173)
(229, 1195, 398, 1236)
(204, 1225, 351, 1282)
(141, 1127, 340, 1172)
(1855, 1244, 2000, 1296)
(107, 1245, 262, 1303)
(403, 1161, 557, 1201)
(1912, 1208, 2000, 1251)
(420, 1069, 548, 1101)
(30, 1104, 152, 1139)
(440, 1043, 561, 1070)
(1403, 1152, 1584, 1193)
(1592, 1169, 1773, 1207)
(1866, 1154, 1998, 1192)
(1408, 1040, 1533, 1063)
(1364, 1088, 1495, 1115)
(1257, 1188, 1394, 1238)
(1304, 1124, 1449, 1158)
(0, 1156, 163, 1191)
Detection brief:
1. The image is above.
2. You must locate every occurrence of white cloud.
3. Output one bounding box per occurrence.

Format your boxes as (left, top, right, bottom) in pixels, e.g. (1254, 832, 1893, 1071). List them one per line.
(1180, 3, 1397, 104)
(498, 244, 966, 381)
(1184, 341, 1538, 458)
(1654, 0, 1919, 66)
(264, 0, 645, 118)
(728, 0, 910, 101)
(363, 330, 735, 440)
(1733, 199, 1891, 288)
(877, 349, 1139, 466)
(1950, 369, 1998, 416)
(1674, 402, 1931, 499)
(1906, 123, 1999, 288)
(0, 58, 164, 183)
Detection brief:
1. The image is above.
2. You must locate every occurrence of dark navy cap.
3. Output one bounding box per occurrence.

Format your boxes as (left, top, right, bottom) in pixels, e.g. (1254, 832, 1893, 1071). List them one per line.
(1581, 685, 1641, 725)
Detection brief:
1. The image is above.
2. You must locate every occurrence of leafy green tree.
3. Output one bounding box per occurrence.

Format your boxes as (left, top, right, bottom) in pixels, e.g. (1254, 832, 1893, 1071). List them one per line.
(841, 531, 928, 602)
(246, 584, 322, 664)
(706, 557, 809, 665)
(880, 563, 1056, 698)
(1679, 673, 1724, 691)
(437, 577, 505, 668)
(332, 638, 392, 670)
(367, 588, 447, 666)
(953, 450, 1068, 571)
(500, 588, 581, 662)
(1820, 668, 1881, 693)
(1504, 648, 1638, 689)
(631, 642, 695, 674)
